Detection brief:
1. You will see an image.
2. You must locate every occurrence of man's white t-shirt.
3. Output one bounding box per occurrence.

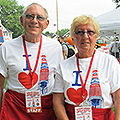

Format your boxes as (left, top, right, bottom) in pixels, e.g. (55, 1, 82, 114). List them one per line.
(53, 50, 120, 108)
(0, 35, 63, 95)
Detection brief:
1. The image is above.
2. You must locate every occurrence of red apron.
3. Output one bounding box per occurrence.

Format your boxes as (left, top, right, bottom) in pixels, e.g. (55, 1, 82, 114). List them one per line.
(0, 89, 57, 120)
(65, 103, 115, 120)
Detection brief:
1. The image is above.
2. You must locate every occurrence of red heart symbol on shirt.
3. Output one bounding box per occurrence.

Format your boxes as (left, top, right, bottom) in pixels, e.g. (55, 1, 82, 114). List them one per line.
(67, 87, 87, 106)
(18, 72, 38, 89)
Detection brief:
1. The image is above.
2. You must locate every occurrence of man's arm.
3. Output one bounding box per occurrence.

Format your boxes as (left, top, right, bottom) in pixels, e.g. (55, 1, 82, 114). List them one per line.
(0, 74, 5, 111)
(63, 50, 67, 59)
(53, 93, 69, 120)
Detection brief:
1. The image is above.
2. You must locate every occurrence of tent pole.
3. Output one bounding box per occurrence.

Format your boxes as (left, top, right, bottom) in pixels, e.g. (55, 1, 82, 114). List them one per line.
(114, 31, 117, 58)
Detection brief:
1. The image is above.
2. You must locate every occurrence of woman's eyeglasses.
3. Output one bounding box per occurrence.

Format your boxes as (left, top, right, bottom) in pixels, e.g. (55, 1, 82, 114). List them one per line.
(74, 30, 96, 36)
(25, 13, 47, 21)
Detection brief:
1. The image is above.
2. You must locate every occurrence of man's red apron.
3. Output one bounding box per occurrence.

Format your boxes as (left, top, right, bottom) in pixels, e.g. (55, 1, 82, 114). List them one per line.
(0, 89, 56, 120)
(65, 103, 115, 120)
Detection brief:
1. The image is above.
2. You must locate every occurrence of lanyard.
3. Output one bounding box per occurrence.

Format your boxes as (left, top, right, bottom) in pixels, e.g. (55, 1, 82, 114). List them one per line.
(22, 35, 42, 86)
(76, 50, 95, 99)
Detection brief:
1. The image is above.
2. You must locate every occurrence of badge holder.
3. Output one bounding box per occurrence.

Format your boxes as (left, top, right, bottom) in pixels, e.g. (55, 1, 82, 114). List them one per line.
(75, 105, 92, 120)
(75, 97, 92, 120)
(25, 90, 42, 113)
(22, 35, 42, 113)
(74, 51, 95, 120)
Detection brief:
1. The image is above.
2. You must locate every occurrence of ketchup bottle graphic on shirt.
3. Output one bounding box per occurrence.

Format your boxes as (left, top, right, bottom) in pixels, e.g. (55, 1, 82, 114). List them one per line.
(87, 69, 104, 108)
(38, 54, 49, 94)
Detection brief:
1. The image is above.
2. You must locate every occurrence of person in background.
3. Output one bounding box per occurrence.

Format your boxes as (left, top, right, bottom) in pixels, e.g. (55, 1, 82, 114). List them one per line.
(58, 36, 68, 59)
(110, 37, 120, 60)
(0, 3, 63, 120)
(53, 15, 120, 120)
(58, 37, 62, 44)
(118, 54, 120, 64)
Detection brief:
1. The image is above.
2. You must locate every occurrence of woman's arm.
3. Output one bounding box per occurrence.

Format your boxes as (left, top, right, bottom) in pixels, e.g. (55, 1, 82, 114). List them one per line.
(53, 93, 69, 120)
(112, 89, 120, 120)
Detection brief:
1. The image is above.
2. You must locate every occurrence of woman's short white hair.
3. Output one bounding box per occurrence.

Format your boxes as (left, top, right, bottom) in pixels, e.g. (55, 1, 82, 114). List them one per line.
(70, 14, 100, 38)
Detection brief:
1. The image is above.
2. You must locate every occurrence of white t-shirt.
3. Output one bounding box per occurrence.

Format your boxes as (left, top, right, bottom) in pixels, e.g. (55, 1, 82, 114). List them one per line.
(0, 35, 63, 95)
(53, 50, 120, 108)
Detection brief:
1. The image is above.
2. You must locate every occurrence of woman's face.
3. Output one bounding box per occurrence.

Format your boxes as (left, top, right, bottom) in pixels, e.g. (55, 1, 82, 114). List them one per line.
(73, 23, 97, 53)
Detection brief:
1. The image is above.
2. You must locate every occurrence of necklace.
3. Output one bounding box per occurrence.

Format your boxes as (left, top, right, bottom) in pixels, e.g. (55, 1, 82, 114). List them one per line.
(22, 35, 42, 86)
(76, 50, 95, 100)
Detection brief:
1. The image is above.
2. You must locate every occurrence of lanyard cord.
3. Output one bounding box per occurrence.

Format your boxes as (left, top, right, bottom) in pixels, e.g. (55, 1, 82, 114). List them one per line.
(76, 50, 95, 97)
(22, 35, 42, 86)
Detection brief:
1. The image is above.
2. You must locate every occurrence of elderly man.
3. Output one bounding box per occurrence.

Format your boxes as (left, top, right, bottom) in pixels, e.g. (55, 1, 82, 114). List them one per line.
(0, 3, 62, 120)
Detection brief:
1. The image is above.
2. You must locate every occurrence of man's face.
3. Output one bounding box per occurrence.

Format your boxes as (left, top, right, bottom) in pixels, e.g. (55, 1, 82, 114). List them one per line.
(21, 4, 49, 36)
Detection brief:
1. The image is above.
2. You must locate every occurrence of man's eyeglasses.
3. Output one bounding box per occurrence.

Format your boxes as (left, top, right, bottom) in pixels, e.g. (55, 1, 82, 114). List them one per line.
(25, 14, 47, 21)
(74, 30, 96, 36)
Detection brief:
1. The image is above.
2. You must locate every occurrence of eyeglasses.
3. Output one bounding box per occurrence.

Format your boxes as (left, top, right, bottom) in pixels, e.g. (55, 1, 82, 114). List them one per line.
(74, 30, 96, 36)
(25, 13, 47, 21)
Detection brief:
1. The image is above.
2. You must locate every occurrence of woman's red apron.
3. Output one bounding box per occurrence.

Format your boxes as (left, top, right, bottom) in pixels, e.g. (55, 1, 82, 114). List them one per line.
(0, 89, 56, 120)
(65, 103, 115, 120)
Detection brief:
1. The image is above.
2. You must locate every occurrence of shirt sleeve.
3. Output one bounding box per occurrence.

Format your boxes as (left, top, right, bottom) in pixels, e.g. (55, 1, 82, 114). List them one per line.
(0, 45, 8, 77)
(52, 64, 64, 93)
(109, 58, 120, 93)
(62, 44, 67, 51)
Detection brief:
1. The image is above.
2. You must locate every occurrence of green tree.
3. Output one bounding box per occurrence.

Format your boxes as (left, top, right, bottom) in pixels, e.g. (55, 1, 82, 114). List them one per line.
(112, 0, 120, 8)
(0, 0, 24, 38)
(44, 31, 54, 34)
(57, 28, 69, 37)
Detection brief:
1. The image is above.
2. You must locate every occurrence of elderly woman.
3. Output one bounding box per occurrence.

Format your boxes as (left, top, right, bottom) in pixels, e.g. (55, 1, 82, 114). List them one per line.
(53, 15, 120, 120)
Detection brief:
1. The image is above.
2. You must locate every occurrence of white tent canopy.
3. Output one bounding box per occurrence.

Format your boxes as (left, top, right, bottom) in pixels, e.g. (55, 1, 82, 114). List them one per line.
(96, 8, 120, 36)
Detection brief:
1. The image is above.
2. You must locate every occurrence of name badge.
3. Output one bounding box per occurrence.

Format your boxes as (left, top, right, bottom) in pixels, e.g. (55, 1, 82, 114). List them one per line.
(75, 106, 92, 120)
(25, 90, 42, 113)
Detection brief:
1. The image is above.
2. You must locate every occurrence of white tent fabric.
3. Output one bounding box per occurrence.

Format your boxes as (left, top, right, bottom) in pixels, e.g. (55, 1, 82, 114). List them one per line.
(96, 8, 120, 36)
